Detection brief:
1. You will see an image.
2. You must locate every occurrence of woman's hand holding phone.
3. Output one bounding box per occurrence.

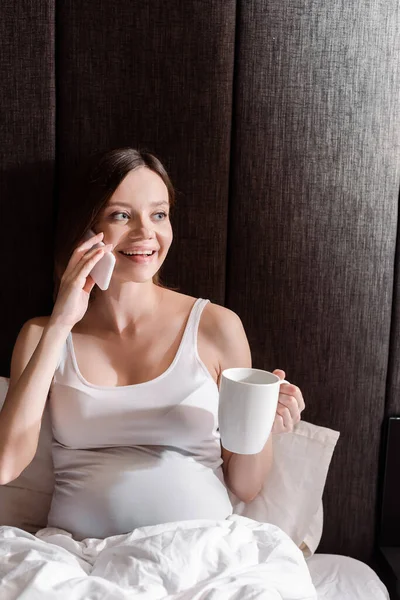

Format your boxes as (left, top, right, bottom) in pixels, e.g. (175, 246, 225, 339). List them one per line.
(50, 232, 113, 329)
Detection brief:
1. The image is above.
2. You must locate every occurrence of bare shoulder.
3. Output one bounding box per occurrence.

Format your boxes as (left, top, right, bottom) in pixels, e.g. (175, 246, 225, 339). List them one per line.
(18, 316, 52, 342)
(24, 315, 52, 330)
(162, 291, 251, 372)
(199, 301, 252, 374)
(8, 316, 52, 392)
(160, 289, 197, 312)
(15, 315, 52, 349)
(200, 301, 246, 340)
(161, 290, 237, 327)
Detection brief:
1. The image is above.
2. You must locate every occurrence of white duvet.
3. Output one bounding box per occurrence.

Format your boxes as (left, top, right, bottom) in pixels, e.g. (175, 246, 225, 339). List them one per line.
(0, 515, 317, 599)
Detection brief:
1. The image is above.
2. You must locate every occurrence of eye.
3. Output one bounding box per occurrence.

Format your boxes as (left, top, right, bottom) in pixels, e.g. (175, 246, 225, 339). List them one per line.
(109, 210, 168, 222)
(153, 211, 168, 220)
(111, 212, 129, 221)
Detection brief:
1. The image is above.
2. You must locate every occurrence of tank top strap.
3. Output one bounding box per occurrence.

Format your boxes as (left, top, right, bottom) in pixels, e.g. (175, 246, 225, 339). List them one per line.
(54, 298, 210, 379)
(52, 334, 69, 381)
(178, 297, 210, 358)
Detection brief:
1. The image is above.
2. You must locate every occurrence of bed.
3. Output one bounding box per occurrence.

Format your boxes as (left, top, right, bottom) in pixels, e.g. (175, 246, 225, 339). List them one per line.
(307, 554, 389, 599)
(0, 378, 389, 599)
(0, 521, 389, 599)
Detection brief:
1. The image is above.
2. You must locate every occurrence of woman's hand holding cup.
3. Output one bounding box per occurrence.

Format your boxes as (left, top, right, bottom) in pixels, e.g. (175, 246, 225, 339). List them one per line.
(271, 369, 305, 434)
(218, 367, 306, 455)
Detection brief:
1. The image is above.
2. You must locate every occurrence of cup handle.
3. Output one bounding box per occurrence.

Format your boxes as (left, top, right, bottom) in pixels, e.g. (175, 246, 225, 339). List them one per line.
(279, 379, 289, 385)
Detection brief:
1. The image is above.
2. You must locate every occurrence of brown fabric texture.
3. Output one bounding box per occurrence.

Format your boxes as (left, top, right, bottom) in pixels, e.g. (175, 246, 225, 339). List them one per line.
(227, 1, 400, 561)
(56, 1, 236, 303)
(0, 1, 56, 375)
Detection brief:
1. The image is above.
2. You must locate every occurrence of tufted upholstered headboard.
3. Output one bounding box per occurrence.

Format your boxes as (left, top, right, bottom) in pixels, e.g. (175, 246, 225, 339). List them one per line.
(0, 0, 399, 566)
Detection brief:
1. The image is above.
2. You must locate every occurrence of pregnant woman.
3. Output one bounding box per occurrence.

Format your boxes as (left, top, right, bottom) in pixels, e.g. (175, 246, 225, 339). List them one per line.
(0, 147, 305, 540)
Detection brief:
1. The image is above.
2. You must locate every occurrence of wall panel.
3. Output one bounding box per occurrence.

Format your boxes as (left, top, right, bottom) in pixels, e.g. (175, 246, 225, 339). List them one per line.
(0, 1, 56, 376)
(228, 0, 400, 560)
(56, 1, 236, 301)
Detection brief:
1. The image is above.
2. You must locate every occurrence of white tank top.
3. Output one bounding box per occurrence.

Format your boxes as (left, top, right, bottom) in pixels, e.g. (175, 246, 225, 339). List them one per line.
(47, 297, 233, 540)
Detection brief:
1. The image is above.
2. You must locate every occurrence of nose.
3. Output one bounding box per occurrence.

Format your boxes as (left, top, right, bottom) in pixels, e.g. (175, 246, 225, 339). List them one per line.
(130, 222, 155, 240)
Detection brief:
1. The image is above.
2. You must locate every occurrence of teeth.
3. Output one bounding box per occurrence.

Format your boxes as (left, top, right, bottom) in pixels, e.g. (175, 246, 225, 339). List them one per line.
(121, 251, 153, 256)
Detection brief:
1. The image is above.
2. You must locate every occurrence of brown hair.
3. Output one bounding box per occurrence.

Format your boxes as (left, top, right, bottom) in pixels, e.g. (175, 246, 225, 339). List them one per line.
(53, 147, 176, 304)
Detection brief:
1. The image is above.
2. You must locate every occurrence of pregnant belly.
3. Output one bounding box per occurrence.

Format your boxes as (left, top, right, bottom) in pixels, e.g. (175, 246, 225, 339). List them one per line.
(47, 445, 233, 540)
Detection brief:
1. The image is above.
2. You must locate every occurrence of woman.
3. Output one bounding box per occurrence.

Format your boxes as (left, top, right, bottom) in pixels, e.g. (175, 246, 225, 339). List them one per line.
(0, 148, 305, 540)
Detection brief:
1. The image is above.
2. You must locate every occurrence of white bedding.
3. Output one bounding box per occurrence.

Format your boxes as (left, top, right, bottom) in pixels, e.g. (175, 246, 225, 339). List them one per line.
(0, 515, 318, 599)
(306, 554, 389, 599)
(0, 517, 389, 600)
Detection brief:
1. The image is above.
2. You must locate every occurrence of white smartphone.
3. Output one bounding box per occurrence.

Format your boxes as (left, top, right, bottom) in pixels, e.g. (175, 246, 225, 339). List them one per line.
(82, 229, 116, 290)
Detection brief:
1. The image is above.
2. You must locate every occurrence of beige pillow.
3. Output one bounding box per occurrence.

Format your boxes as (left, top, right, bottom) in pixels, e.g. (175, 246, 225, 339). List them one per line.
(231, 420, 340, 556)
(0, 377, 54, 532)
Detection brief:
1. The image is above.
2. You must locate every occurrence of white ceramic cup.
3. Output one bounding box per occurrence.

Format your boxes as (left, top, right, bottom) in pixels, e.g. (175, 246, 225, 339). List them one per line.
(218, 368, 289, 455)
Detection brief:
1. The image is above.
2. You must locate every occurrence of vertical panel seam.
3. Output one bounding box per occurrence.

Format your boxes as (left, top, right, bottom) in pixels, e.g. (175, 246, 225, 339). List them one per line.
(375, 184, 400, 551)
(52, 0, 60, 303)
(383, 186, 400, 416)
(224, 0, 240, 308)
(53, 6, 60, 227)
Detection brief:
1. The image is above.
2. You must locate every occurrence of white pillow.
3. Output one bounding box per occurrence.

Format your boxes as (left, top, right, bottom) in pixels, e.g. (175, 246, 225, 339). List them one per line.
(231, 420, 340, 556)
(0, 376, 54, 532)
(0, 375, 339, 555)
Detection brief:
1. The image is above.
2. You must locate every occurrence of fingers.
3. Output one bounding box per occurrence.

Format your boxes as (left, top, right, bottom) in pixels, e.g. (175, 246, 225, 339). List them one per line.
(78, 230, 104, 250)
(274, 370, 305, 412)
(273, 375, 306, 434)
(291, 384, 305, 412)
(280, 382, 306, 413)
(65, 243, 113, 287)
(272, 414, 286, 434)
(82, 274, 96, 295)
(275, 404, 295, 432)
(65, 231, 105, 276)
(62, 245, 102, 284)
(273, 369, 286, 380)
(75, 245, 112, 283)
(277, 398, 299, 426)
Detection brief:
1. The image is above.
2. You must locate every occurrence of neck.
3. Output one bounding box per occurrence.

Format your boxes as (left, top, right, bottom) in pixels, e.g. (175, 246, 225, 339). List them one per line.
(86, 280, 165, 337)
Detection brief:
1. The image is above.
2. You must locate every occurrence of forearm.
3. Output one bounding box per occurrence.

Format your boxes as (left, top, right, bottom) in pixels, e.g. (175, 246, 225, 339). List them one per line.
(0, 321, 71, 482)
(224, 435, 273, 503)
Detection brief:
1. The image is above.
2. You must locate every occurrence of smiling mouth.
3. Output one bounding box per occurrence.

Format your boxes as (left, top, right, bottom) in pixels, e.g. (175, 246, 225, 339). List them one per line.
(119, 250, 157, 256)
(118, 250, 158, 263)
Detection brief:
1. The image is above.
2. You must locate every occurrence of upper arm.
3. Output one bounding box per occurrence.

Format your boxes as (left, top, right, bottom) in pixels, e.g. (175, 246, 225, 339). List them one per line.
(202, 302, 252, 385)
(202, 303, 252, 469)
(8, 316, 50, 395)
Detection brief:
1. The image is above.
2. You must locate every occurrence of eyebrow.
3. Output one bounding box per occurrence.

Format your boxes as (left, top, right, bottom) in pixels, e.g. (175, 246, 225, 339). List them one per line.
(107, 201, 169, 209)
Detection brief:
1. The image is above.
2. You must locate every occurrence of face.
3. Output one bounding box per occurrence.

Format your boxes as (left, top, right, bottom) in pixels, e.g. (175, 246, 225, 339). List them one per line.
(93, 167, 173, 283)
